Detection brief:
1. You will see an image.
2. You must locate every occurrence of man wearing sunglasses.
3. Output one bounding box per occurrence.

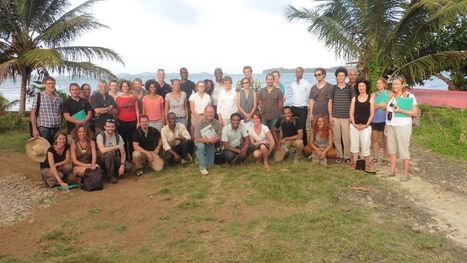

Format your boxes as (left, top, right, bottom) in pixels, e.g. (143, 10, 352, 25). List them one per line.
(308, 68, 333, 124)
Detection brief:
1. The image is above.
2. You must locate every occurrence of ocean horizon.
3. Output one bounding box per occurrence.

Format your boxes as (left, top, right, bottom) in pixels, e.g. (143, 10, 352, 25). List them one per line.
(0, 72, 448, 112)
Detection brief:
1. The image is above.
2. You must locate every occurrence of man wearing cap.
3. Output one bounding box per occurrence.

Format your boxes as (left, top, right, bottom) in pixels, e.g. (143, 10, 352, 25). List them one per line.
(132, 114, 164, 176)
(272, 106, 304, 164)
(96, 119, 132, 183)
(62, 83, 93, 134)
(30, 76, 63, 144)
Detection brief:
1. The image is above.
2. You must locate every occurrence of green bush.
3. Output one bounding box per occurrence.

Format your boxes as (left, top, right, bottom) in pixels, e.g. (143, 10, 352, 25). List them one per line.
(413, 105, 466, 160)
(0, 112, 30, 132)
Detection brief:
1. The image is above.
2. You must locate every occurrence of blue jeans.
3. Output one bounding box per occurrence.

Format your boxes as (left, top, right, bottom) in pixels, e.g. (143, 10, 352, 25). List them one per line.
(195, 142, 215, 170)
(39, 126, 59, 145)
(262, 117, 279, 131)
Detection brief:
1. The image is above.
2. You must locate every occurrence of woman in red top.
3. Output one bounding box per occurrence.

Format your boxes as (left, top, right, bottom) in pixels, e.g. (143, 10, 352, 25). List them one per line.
(116, 80, 139, 160)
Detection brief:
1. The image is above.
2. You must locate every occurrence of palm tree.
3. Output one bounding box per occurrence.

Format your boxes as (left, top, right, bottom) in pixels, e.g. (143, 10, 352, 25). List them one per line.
(0, 0, 124, 114)
(285, 0, 467, 87)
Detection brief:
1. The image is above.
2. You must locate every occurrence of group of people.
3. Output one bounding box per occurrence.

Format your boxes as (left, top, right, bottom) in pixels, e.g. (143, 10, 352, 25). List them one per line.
(27, 65, 418, 188)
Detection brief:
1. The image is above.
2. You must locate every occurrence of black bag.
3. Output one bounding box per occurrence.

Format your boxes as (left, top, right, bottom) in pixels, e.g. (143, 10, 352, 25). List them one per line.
(81, 168, 103, 191)
(356, 159, 365, 171)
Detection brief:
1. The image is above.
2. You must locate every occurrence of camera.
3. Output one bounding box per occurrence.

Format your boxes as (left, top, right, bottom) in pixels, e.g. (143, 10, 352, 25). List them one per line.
(388, 103, 394, 121)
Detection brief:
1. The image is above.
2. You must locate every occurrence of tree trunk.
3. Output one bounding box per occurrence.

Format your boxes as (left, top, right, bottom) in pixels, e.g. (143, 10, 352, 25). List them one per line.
(18, 74, 29, 115)
(435, 73, 457, 91)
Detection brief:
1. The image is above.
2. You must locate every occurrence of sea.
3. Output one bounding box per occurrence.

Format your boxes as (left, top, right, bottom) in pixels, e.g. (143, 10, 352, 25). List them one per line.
(0, 72, 448, 112)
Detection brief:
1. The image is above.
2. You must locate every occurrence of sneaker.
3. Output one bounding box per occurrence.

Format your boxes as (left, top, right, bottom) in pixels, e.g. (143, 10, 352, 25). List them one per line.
(399, 175, 410, 182)
(181, 159, 188, 165)
(293, 158, 299, 165)
(110, 176, 119, 184)
(200, 169, 209, 175)
(135, 168, 144, 176)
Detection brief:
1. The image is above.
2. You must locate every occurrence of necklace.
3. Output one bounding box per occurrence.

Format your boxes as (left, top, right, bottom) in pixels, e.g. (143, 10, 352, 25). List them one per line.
(78, 140, 88, 153)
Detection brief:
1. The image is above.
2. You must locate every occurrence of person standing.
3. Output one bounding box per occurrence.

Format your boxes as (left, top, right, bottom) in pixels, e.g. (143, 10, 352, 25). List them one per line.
(385, 76, 419, 182)
(62, 83, 93, 134)
(372, 77, 390, 164)
(108, 80, 121, 100)
(116, 80, 139, 160)
(131, 78, 147, 115)
(142, 80, 165, 131)
(285, 67, 312, 145)
(222, 113, 251, 167)
(217, 76, 238, 127)
(271, 70, 286, 95)
(194, 105, 221, 175)
(80, 83, 92, 102)
(180, 67, 196, 130)
(31, 76, 63, 144)
(258, 73, 283, 130)
(189, 81, 211, 135)
(165, 79, 188, 126)
(91, 80, 117, 134)
(347, 68, 358, 93)
(236, 66, 261, 92)
(349, 80, 375, 172)
(328, 67, 355, 164)
(211, 68, 224, 112)
(161, 112, 194, 166)
(308, 67, 333, 124)
(132, 115, 163, 176)
(236, 77, 257, 129)
(156, 69, 172, 99)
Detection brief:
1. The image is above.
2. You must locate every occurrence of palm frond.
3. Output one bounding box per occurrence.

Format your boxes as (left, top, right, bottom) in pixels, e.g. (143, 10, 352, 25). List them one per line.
(0, 58, 21, 82)
(392, 51, 467, 83)
(55, 46, 124, 64)
(37, 14, 108, 46)
(18, 48, 62, 68)
(48, 60, 118, 80)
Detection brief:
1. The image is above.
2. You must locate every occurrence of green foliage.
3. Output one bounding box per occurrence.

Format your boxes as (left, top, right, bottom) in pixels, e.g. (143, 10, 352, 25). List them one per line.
(0, 112, 29, 132)
(0, 0, 124, 113)
(413, 105, 467, 160)
(285, 0, 467, 85)
(0, 132, 29, 152)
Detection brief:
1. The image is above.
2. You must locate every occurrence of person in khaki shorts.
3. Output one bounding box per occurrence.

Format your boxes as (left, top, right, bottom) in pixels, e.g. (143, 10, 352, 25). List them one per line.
(272, 106, 304, 164)
(132, 115, 163, 176)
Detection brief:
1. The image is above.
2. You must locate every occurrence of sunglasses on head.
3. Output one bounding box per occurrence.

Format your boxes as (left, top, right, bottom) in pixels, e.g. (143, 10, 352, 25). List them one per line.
(106, 119, 116, 124)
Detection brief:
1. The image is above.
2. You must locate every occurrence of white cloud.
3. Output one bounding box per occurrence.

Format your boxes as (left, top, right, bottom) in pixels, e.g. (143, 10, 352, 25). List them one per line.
(70, 0, 343, 74)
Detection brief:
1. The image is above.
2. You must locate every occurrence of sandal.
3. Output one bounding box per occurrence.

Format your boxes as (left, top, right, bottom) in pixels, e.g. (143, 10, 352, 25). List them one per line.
(370, 159, 378, 164)
(345, 158, 352, 165)
(336, 158, 343, 164)
(350, 162, 356, 170)
(365, 164, 371, 173)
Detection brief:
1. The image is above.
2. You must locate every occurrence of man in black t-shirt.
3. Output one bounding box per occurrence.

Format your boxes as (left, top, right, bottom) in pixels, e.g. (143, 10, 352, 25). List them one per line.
(180, 67, 196, 130)
(272, 106, 304, 164)
(132, 115, 163, 176)
(91, 80, 117, 133)
(62, 83, 93, 134)
(156, 69, 172, 99)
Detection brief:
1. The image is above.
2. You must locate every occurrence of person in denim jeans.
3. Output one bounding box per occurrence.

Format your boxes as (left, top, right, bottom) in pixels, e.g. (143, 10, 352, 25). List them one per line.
(194, 105, 221, 175)
(31, 76, 62, 144)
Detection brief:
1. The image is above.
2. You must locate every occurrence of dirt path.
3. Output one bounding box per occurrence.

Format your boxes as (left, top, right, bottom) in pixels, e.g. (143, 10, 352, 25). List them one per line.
(373, 145, 467, 248)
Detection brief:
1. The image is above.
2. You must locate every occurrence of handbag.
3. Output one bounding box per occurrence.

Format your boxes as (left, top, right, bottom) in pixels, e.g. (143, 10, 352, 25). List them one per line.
(356, 159, 365, 171)
(81, 167, 103, 191)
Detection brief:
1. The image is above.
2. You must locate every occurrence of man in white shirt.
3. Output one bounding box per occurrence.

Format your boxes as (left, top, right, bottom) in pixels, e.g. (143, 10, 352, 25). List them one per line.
(285, 67, 312, 145)
(222, 113, 251, 167)
(217, 76, 237, 127)
(161, 112, 193, 165)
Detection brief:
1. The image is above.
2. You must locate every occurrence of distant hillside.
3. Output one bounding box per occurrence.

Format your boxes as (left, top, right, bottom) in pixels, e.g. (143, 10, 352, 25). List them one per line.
(262, 66, 343, 74)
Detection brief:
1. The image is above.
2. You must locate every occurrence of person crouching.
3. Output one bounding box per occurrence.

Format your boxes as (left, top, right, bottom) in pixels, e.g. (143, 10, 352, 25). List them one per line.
(132, 114, 164, 176)
(96, 119, 132, 183)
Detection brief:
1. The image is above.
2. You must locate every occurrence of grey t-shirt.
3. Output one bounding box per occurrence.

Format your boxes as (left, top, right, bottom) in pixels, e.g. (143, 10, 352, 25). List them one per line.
(165, 92, 187, 117)
(96, 132, 124, 148)
(308, 82, 333, 117)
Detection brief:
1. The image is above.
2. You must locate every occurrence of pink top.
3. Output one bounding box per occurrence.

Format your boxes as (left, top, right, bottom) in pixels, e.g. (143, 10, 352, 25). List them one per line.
(116, 95, 137, 122)
(142, 95, 164, 121)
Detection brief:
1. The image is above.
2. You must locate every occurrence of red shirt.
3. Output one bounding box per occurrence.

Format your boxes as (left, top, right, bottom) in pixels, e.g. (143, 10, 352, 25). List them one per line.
(116, 95, 137, 122)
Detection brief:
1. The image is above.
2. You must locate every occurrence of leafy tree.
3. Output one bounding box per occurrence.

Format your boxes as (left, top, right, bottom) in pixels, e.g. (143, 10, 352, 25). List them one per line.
(285, 0, 467, 89)
(0, 0, 124, 114)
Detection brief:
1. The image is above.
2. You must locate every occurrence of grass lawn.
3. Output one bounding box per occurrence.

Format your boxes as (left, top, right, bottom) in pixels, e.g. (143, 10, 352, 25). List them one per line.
(0, 131, 29, 153)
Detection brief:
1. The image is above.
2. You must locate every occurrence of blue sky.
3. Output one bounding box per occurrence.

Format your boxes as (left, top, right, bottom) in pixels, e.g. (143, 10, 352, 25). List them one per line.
(71, 0, 342, 74)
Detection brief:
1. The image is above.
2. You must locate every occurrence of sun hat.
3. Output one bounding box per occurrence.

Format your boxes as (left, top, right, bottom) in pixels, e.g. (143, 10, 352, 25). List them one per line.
(25, 137, 51, 163)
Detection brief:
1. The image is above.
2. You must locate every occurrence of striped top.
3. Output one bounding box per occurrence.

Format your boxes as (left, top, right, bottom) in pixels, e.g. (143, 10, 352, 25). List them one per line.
(328, 85, 355, 119)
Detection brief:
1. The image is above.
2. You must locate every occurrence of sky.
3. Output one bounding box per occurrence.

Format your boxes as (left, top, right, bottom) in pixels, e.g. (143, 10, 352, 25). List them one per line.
(70, 0, 344, 74)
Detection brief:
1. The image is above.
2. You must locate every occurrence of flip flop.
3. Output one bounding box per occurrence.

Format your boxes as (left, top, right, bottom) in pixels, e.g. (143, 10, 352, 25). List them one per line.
(370, 159, 378, 164)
